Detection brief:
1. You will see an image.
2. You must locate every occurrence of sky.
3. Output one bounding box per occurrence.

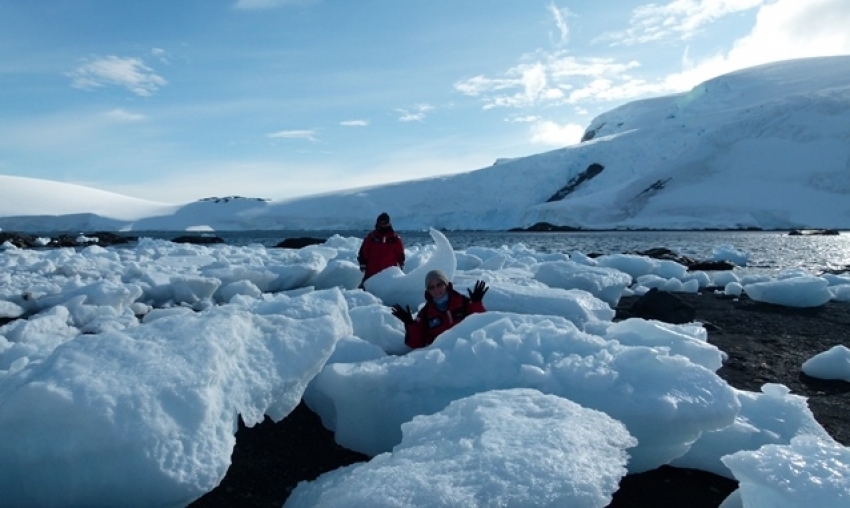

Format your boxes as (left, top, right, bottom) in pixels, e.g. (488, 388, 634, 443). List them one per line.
(2, 51, 850, 233)
(1, 0, 849, 204)
(1, 228, 849, 506)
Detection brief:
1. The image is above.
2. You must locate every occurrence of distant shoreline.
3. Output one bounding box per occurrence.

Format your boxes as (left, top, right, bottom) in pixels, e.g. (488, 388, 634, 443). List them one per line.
(1, 228, 846, 234)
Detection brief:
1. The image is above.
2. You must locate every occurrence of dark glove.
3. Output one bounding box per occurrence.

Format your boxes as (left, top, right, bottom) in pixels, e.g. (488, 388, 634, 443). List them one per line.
(359, 264, 366, 272)
(467, 280, 489, 303)
(391, 304, 414, 325)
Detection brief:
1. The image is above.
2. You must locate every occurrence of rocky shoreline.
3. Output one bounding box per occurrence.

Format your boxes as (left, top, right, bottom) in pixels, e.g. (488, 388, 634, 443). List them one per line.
(189, 290, 850, 508)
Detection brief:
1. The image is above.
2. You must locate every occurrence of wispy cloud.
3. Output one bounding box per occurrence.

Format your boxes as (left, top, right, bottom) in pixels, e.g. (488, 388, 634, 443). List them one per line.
(547, 2, 572, 47)
(508, 115, 540, 123)
(598, 0, 766, 46)
(102, 109, 146, 122)
(69, 56, 167, 97)
(267, 129, 319, 142)
(396, 104, 434, 122)
(459, 0, 850, 118)
(233, 0, 317, 10)
(455, 53, 649, 109)
(150, 48, 169, 64)
(340, 119, 369, 127)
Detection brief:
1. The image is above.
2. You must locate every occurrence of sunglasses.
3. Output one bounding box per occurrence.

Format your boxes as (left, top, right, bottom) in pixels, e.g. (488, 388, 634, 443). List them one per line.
(427, 281, 446, 290)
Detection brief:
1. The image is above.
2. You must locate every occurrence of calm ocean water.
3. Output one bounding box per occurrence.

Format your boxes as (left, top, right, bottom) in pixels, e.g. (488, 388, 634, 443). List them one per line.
(129, 230, 850, 276)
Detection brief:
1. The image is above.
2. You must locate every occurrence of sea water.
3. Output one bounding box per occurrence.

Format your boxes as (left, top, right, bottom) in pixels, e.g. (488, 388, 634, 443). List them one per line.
(123, 230, 850, 277)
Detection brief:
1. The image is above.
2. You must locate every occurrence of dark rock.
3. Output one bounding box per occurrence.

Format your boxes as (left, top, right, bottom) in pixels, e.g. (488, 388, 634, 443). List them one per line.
(581, 123, 603, 142)
(509, 222, 582, 232)
(546, 163, 605, 202)
(50, 234, 80, 247)
(631, 248, 735, 271)
(789, 229, 840, 236)
(171, 235, 225, 245)
(275, 237, 326, 249)
(0, 231, 137, 249)
(88, 231, 138, 246)
(634, 247, 697, 265)
(821, 265, 850, 276)
(0, 232, 37, 248)
(628, 288, 696, 324)
(688, 260, 736, 271)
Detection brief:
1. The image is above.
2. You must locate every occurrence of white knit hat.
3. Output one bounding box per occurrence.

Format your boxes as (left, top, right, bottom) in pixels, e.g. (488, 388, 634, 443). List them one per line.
(425, 269, 449, 288)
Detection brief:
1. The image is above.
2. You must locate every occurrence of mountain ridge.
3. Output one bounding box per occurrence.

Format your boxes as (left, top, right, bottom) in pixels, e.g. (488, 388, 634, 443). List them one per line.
(2, 55, 849, 232)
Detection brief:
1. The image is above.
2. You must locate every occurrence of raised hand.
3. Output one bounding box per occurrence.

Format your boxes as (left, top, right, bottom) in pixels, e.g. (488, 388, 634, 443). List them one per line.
(467, 280, 489, 303)
(391, 304, 414, 325)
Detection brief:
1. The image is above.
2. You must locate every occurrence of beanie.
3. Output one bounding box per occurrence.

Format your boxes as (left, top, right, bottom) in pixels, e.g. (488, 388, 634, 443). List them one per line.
(425, 269, 449, 288)
(376, 212, 390, 224)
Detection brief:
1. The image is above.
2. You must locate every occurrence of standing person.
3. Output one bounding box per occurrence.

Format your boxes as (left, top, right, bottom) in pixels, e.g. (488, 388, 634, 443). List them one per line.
(392, 270, 488, 349)
(358, 212, 405, 287)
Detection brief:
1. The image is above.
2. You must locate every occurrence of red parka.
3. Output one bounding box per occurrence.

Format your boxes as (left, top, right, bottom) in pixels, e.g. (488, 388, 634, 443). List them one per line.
(358, 228, 405, 280)
(404, 283, 486, 349)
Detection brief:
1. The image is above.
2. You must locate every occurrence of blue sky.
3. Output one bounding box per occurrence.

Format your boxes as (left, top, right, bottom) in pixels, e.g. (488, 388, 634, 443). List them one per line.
(1, 0, 848, 204)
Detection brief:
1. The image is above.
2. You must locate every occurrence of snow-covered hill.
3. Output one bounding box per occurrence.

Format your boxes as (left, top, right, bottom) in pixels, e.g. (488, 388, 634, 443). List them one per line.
(2, 56, 849, 232)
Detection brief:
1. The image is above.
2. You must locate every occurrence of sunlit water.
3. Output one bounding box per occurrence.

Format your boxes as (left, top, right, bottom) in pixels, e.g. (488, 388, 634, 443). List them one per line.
(124, 230, 850, 277)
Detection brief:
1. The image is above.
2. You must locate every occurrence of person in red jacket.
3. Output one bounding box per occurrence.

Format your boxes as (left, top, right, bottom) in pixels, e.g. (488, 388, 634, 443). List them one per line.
(392, 269, 488, 349)
(358, 212, 405, 287)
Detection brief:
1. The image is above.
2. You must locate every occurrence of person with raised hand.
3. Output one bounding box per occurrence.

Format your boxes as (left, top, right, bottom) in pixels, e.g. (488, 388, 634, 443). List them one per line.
(392, 269, 488, 349)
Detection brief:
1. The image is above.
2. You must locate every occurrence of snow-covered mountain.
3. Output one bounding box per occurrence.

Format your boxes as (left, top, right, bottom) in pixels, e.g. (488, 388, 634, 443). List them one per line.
(2, 55, 849, 232)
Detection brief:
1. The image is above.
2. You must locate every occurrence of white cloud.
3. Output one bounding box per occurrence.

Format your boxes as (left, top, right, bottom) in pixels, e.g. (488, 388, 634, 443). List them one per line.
(658, 0, 850, 93)
(456, 54, 647, 109)
(723, 0, 850, 67)
(453, 75, 516, 97)
(340, 120, 369, 127)
(547, 56, 641, 79)
(396, 104, 434, 122)
(547, 3, 572, 46)
(508, 115, 540, 123)
(69, 56, 166, 97)
(529, 120, 584, 146)
(103, 109, 146, 122)
(457, 0, 850, 116)
(267, 129, 318, 142)
(599, 0, 766, 45)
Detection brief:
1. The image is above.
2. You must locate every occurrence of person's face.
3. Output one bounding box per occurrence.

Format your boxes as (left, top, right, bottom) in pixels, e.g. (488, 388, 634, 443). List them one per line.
(427, 279, 447, 299)
(377, 220, 390, 231)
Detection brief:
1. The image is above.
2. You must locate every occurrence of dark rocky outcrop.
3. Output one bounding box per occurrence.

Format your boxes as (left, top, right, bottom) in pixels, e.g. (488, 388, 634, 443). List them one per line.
(171, 235, 225, 245)
(546, 163, 605, 202)
(633, 247, 694, 264)
(198, 196, 271, 203)
(0, 231, 137, 248)
(788, 229, 840, 236)
(821, 265, 850, 276)
(580, 124, 602, 142)
(622, 288, 697, 324)
(633, 247, 736, 271)
(0, 232, 39, 248)
(275, 237, 326, 249)
(637, 178, 671, 196)
(509, 222, 582, 232)
(688, 260, 736, 271)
